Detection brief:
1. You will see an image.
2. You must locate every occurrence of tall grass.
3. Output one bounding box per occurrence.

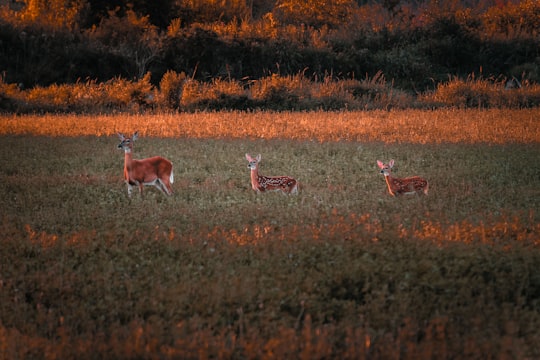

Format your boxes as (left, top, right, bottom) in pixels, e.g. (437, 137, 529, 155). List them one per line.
(2, 71, 539, 113)
(1, 108, 538, 144)
(0, 111, 539, 359)
(421, 75, 540, 108)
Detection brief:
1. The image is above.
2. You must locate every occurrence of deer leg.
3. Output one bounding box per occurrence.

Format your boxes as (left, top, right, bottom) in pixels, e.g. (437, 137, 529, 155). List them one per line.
(160, 178, 173, 195)
(154, 180, 171, 196)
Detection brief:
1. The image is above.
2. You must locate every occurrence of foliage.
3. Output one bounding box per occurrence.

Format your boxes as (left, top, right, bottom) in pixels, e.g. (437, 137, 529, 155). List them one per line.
(158, 70, 187, 110)
(481, 0, 540, 39)
(0, 0, 539, 107)
(0, 75, 20, 111)
(0, 0, 87, 32)
(179, 77, 253, 111)
(4, 70, 540, 113)
(87, 9, 163, 79)
(273, 0, 357, 28)
(421, 75, 540, 108)
(0, 74, 155, 113)
(176, 0, 252, 24)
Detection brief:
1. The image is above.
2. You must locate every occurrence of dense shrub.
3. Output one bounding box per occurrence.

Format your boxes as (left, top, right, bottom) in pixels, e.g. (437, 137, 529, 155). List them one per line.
(481, 0, 540, 39)
(180, 77, 254, 111)
(158, 70, 187, 110)
(0, 0, 86, 32)
(0, 0, 539, 111)
(273, 0, 357, 29)
(0, 74, 155, 113)
(86, 9, 162, 79)
(0, 76, 20, 111)
(420, 75, 540, 108)
(5, 69, 540, 113)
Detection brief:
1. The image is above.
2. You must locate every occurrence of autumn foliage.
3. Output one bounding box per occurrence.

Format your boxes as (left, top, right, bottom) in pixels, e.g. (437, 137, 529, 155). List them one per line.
(0, 0, 538, 112)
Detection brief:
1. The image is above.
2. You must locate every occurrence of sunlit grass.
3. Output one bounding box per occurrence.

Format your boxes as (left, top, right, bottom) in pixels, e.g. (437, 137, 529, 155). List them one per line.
(1, 108, 539, 143)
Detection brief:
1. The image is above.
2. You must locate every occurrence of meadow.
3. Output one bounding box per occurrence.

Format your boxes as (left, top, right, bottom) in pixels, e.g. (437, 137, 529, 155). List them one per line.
(0, 109, 539, 359)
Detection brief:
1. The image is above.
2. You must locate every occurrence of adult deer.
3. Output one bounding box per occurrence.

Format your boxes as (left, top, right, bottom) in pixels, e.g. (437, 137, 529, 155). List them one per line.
(245, 154, 298, 195)
(117, 132, 174, 197)
(377, 159, 428, 196)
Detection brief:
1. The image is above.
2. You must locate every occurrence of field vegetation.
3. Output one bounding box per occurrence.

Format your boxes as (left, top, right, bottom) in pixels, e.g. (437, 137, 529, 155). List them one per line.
(1, 0, 539, 113)
(0, 110, 539, 358)
(2, 71, 540, 113)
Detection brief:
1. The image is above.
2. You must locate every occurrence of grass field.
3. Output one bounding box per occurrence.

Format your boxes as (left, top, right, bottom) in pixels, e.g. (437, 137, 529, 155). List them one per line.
(0, 109, 539, 359)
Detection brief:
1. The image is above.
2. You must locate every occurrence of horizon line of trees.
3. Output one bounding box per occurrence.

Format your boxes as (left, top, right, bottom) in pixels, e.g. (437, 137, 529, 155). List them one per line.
(0, 0, 538, 97)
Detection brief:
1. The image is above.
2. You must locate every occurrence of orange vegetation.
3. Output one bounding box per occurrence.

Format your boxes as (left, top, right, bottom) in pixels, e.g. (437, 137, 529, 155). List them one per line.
(1, 109, 539, 144)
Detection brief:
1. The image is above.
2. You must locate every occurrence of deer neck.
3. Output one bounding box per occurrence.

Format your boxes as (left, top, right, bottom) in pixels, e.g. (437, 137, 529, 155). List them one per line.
(124, 146, 133, 158)
(250, 167, 262, 190)
(123, 148, 135, 176)
(383, 174, 398, 196)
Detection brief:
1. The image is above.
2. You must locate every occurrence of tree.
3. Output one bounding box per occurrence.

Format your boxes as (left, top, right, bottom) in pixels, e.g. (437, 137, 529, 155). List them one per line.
(84, 0, 176, 29)
(1, 0, 88, 31)
(87, 8, 163, 79)
(175, 0, 252, 24)
(273, 0, 357, 28)
(482, 0, 540, 38)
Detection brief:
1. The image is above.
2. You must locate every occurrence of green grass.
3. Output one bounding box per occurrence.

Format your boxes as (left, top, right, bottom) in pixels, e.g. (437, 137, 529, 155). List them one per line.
(0, 123, 539, 358)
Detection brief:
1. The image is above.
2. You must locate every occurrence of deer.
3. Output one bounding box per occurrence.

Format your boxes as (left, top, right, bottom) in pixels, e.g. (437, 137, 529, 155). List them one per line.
(245, 154, 298, 195)
(377, 159, 428, 196)
(117, 131, 174, 197)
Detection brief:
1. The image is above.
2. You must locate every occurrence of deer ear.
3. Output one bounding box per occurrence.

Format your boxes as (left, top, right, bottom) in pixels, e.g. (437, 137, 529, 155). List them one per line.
(132, 131, 139, 141)
(256, 154, 261, 162)
(389, 159, 395, 168)
(377, 160, 384, 169)
(245, 154, 252, 161)
(117, 133, 125, 140)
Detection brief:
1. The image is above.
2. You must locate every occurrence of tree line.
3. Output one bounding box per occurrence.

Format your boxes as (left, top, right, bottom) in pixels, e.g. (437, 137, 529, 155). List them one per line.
(0, 0, 538, 94)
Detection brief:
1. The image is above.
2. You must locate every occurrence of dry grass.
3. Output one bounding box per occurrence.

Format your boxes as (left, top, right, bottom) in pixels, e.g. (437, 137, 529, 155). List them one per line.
(0, 110, 539, 359)
(420, 76, 540, 108)
(3, 70, 539, 113)
(1, 108, 539, 143)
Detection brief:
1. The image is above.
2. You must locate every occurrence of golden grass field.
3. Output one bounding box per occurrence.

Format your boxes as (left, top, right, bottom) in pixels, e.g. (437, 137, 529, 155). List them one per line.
(0, 109, 539, 359)
(1, 109, 538, 144)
